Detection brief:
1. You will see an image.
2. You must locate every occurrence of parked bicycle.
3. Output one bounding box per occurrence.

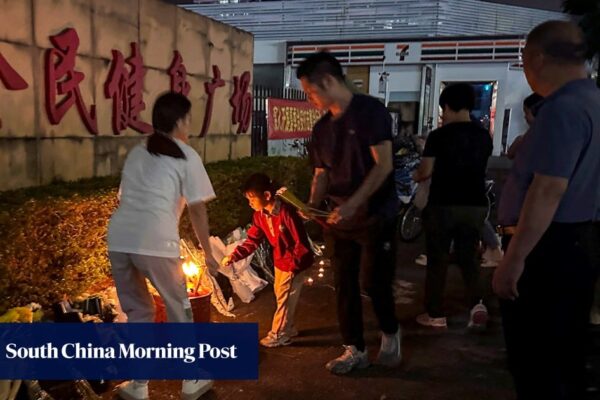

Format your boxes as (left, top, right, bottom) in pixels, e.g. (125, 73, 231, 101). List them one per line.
(393, 135, 423, 242)
(398, 194, 423, 242)
(484, 179, 496, 222)
(394, 135, 496, 243)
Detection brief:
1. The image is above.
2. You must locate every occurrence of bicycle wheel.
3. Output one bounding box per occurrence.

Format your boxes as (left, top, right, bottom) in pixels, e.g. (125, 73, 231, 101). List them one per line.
(485, 190, 496, 221)
(399, 204, 423, 242)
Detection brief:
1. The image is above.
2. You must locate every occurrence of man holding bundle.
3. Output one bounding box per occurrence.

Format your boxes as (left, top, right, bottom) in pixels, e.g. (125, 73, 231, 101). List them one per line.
(297, 51, 401, 374)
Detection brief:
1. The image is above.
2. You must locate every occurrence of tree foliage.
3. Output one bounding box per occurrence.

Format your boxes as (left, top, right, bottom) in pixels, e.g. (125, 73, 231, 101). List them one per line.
(563, 0, 600, 84)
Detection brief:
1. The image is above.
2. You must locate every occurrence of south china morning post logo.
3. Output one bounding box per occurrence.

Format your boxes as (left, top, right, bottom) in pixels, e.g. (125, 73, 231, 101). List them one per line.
(5, 342, 239, 364)
(0, 323, 258, 380)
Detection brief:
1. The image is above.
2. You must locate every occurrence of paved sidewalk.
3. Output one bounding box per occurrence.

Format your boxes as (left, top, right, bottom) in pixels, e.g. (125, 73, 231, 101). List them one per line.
(103, 239, 522, 400)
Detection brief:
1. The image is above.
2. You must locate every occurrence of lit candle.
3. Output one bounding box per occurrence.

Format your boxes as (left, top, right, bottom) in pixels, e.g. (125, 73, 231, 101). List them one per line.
(320, 245, 326, 249)
(318, 273, 324, 278)
(307, 277, 314, 285)
(318, 268, 324, 273)
(319, 260, 325, 266)
(182, 261, 199, 277)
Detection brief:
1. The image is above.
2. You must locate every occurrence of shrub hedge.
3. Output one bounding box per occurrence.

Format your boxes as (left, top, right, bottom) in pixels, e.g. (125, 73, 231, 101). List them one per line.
(0, 156, 312, 314)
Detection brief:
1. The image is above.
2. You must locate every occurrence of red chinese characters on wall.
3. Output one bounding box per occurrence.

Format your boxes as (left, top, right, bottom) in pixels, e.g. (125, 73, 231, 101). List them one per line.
(229, 71, 252, 134)
(104, 43, 152, 135)
(168, 51, 191, 97)
(2, 26, 254, 137)
(200, 65, 225, 137)
(0, 52, 28, 129)
(0, 53, 28, 91)
(44, 28, 98, 135)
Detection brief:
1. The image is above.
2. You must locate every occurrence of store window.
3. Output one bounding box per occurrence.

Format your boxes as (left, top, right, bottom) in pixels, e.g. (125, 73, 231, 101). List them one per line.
(439, 81, 498, 135)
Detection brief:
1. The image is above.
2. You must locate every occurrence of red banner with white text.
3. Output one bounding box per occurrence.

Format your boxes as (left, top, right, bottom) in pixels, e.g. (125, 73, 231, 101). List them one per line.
(266, 98, 324, 140)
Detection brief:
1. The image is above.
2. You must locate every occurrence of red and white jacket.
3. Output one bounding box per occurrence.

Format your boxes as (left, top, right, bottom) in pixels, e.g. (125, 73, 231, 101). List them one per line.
(229, 201, 314, 273)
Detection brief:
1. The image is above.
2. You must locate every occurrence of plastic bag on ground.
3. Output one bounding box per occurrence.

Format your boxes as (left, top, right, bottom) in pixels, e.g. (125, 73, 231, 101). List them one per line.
(209, 236, 268, 303)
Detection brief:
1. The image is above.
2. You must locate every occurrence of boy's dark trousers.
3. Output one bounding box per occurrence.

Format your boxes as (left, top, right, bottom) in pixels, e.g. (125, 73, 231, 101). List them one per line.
(327, 216, 399, 351)
(423, 205, 487, 318)
(500, 222, 599, 400)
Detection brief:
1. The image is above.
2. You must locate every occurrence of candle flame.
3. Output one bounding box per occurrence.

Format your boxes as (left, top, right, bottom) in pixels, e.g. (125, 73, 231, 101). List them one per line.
(182, 261, 200, 277)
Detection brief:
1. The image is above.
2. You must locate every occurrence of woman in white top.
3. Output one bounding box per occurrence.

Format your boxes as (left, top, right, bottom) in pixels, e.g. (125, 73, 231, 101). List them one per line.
(107, 92, 218, 400)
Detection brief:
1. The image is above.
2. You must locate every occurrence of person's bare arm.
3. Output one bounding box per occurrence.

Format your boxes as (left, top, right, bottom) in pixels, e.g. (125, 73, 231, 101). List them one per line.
(187, 201, 219, 274)
(506, 135, 524, 160)
(328, 140, 393, 224)
(413, 157, 435, 182)
(308, 167, 329, 208)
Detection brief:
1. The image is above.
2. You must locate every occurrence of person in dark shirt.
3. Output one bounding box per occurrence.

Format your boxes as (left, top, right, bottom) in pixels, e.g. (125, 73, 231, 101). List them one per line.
(297, 51, 401, 375)
(413, 83, 493, 330)
(222, 173, 314, 348)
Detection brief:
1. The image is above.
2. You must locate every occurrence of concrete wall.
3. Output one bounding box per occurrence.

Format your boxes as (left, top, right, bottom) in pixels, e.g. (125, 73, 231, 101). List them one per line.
(0, 0, 254, 191)
(369, 65, 422, 95)
(253, 40, 285, 64)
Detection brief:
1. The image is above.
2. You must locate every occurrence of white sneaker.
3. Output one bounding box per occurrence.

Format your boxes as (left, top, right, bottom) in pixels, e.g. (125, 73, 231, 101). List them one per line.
(416, 313, 447, 328)
(375, 326, 402, 367)
(325, 345, 370, 375)
(116, 381, 149, 400)
(181, 380, 213, 400)
(415, 254, 427, 266)
(468, 301, 489, 330)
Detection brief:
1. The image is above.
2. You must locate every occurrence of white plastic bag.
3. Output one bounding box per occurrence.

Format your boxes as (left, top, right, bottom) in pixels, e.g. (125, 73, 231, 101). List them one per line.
(208, 236, 267, 303)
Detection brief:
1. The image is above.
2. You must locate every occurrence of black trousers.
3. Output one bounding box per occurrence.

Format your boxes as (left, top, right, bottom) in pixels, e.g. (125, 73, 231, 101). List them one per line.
(500, 222, 600, 400)
(423, 205, 487, 318)
(328, 217, 399, 351)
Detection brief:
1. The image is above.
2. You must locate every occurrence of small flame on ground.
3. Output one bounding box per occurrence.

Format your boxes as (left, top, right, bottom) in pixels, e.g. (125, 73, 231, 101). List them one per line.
(182, 261, 199, 277)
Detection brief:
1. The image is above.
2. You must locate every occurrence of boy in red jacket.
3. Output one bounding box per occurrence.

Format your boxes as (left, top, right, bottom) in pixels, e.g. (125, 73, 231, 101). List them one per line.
(221, 173, 314, 347)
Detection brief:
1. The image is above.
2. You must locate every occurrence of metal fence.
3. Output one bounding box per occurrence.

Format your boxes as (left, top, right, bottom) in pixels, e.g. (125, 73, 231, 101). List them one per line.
(252, 86, 306, 156)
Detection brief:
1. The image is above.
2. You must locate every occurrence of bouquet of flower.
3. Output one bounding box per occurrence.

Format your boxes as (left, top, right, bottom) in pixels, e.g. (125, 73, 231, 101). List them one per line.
(0, 303, 43, 323)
